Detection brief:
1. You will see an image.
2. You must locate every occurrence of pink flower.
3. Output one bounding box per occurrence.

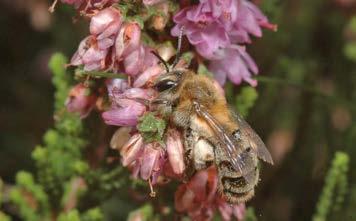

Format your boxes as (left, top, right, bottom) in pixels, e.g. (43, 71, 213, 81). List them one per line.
(175, 166, 246, 221)
(106, 78, 129, 98)
(123, 45, 146, 76)
(139, 143, 165, 181)
(217, 198, 246, 221)
(90, 8, 122, 40)
(171, 0, 275, 85)
(150, 2, 170, 31)
(121, 45, 161, 78)
(71, 8, 122, 71)
(115, 22, 142, 59)
(166, 129, 185, 175)
(66, 83, 97, 118)
(175, 166, 217, 216)
(102, 79, 157, 126)
(102, 100, 146, 126)
(171, 3, 229, 59)
(172, 0, 275, 48)
(120, 133, 144, 166)
(229, 0, 277, 43)
(133, 65, 164, 88)
(70, 36, 109, 71)
(209, 46, 258, 86)
(120, 134, 166, 184)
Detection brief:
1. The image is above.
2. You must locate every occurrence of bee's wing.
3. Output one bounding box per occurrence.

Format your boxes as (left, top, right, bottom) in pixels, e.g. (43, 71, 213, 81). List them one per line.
(192, 102, 253, 181)
(234, 112, 274, 165)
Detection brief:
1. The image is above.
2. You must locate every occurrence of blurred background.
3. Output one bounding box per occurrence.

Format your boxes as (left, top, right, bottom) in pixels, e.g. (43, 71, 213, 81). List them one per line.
(0, 0, 355, 220)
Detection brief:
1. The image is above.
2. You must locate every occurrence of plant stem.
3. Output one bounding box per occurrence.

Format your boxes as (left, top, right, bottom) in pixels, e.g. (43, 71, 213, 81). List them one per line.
(76, 70, 127, 79)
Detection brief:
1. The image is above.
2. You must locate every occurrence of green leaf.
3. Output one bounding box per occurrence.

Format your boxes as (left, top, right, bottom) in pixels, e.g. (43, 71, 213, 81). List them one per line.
(127, 204, 154, 221)
(81, 208, 104, 221)
(58, 210, 81, 221)
(312, 151, 349, 221)
(180, 52, 194, 67)
(48, 53, 70, 112)
(197, 63, 213, 77)
(344, 42, 356, 61)
(244, 207, 257, 221)
(235, 86, 259, 117)
(0, 211, 11, 221)
(137, 113, 166, 143)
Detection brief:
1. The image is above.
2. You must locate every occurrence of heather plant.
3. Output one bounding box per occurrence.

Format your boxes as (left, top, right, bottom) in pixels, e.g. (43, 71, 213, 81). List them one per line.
(0, 0, 355, 221)
(312, 152, 349, 221)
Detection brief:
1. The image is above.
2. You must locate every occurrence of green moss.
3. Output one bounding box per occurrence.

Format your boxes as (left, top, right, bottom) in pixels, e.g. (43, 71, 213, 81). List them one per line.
(137, 112, 166, 143)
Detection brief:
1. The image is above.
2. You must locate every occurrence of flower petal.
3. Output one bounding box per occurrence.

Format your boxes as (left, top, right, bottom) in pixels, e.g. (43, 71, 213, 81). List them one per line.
(133, 65, 163, 88)
(90, 8, 121, 36)
(140, 144, 160, 180)
(166, 129, 185, 175)
(102, 103, 146, 126)
(120, 133, 144, 166)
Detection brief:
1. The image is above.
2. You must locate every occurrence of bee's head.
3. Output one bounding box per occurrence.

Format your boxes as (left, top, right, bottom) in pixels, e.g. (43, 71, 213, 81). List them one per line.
(153, 70, 187, 92)
(151, 26, 189, 93)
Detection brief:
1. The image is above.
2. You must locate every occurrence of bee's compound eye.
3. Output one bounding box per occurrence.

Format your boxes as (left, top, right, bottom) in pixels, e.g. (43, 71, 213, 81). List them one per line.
(155, 80, 177, 92)
(232, 129, 242, 141)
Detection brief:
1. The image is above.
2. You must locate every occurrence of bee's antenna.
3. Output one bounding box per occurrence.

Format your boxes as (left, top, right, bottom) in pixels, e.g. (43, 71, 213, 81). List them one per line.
(151, 51, 170, 73)
(172, 26, 185, 69)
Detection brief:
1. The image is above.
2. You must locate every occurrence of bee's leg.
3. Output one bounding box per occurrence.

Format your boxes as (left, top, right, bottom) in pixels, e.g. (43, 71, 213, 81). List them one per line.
(183, 149, 195, 182)
(150, 98, 170, 107)
(182, 128, 196, 182)
(132, 98, 150, 106)
(150, 98, 173, 117)
(193, 138, 214, 170)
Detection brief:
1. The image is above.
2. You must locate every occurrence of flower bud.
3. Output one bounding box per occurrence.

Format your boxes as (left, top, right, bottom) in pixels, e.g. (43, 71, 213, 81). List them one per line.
(110, 127, 132, 150)
(90, 8, 122, 39)
(66, 83, 97, 118)
(70, 36, 109, 71)
(124, 45, 145, 76)
(150, 2, 169, 31)
(133, 65, 164, 88)
(151, 15, 167, 32)
(106, 78, 129, 99)
(140, 144, 161, 180)
(115, 22, 142, 59)
(166, 129, 185, 175)
(102, 100, 146, 126)
(120, 133, 144, 166)
(157, 42, 176, 62)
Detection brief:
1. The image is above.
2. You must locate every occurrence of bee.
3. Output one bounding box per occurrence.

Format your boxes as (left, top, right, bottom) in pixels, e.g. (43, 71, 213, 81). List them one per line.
(151, 29, 273, 203)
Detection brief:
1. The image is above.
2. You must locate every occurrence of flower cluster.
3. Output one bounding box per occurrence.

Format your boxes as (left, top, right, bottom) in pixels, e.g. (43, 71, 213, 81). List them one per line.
(68, 2, 182, 191)
(70, 7, 122, 71)
(118, 128, 185, 188)
(175, 166, 245, 221)
(171, 0, 277, 86)
(62, 0, 274, 220)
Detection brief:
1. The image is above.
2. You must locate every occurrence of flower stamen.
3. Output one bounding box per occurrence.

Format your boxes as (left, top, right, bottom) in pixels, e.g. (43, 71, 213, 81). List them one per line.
(148, 178, 156, 197)
(48, 0, 59, 13)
